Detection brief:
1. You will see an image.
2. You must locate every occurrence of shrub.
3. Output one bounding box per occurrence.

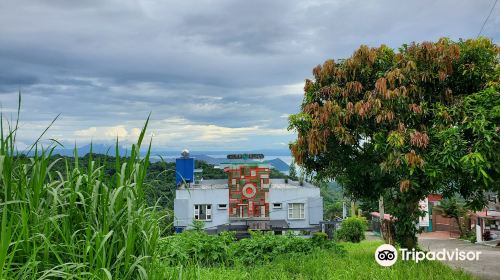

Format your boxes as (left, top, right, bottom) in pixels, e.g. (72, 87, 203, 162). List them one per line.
(336, 216, 368, 243)
(460, 230, 476, 243)
(157, 231, 235, 266)
(156, 230, 344, 267)
(311, 232, 329, 247)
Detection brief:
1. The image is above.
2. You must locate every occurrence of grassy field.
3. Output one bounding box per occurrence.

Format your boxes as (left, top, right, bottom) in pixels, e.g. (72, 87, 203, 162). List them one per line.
(151, 240, 475, 280)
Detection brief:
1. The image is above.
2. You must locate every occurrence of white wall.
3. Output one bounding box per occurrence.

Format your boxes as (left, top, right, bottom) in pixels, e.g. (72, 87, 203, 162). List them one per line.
(174, 188, 229, 229)
(269, 187, 322, 229)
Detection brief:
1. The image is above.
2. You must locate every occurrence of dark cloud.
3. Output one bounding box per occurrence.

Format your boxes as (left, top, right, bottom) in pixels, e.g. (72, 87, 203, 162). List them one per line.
(0, 0, 498, 150)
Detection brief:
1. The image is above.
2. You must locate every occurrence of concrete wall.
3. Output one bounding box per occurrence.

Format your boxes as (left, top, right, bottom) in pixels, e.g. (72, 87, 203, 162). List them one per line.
(308, 196, 323, 225)
(269, 187, 322, 229)
(174, 188, 229, 229)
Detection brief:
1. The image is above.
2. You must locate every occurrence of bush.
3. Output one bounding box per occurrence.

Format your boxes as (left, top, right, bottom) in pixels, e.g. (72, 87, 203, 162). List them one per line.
(460, 230, 476, 243)
(336, 216, 368, 243)
(311, 232, 329, 247)
(156, 230, 344, 267)
(157, 231, 235, 266)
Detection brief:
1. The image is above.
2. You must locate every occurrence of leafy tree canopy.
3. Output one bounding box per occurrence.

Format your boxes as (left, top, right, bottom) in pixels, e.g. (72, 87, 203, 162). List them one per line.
(289, 38, 499, 248)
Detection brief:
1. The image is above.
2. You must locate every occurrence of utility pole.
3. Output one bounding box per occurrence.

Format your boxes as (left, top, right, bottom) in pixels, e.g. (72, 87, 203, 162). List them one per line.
(342, 200, 347, 219)
(350, 200, 356, 217)
(379, 195, 385, 240)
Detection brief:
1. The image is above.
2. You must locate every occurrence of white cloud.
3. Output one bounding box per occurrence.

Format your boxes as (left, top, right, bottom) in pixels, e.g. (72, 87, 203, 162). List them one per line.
(74, 125, 129, 140)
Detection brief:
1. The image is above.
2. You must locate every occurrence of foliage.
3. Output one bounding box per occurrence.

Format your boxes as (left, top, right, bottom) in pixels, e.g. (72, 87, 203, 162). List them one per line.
(288, 37, 499, 248)
(156, 230, 344, 267)
(315, 180, 345, 220)
(195, 160, 227, 179)
(190, 220, 205, 232)
(288, 161, 298, 180)
(429, 85, 500, 208)
(460, 230, 476, 243)
(311, 232, 329, 247)
(440, 198, 467, 235)
(325, 201, 344, 220)
(336, 216, 367, 243)
(151, 241, 474, 280)
(0, 110, 161, 279)
(157, 231, 236, 267)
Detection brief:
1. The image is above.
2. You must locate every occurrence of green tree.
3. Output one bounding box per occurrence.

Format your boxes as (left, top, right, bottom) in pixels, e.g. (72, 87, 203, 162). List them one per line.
(336, 216, 367, 243)
(289, 38, 499, 249)
(289, 160, 298, 180)
(440, 198, 467, 236)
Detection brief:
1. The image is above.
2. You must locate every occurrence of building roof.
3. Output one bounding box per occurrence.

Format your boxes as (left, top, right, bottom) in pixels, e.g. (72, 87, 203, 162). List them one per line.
(428, 194, 443, 202)
(269, 179, 318, 189)
(178, 179, 228, 189)
(370, 212, 395, 221)
(475, 211, 500, 221)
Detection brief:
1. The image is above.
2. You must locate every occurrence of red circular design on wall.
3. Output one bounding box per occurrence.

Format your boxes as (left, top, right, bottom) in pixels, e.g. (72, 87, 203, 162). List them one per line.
(242, 183, 256, 198)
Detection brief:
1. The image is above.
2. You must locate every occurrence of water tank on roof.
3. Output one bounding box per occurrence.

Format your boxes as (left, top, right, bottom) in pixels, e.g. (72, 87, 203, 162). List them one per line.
(176, 150, 194, 185)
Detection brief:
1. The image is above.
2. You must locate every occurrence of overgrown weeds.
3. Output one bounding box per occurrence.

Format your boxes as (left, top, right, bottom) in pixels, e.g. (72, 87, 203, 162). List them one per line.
(156, 230, 345, 267)
(0, 97, 161, 279)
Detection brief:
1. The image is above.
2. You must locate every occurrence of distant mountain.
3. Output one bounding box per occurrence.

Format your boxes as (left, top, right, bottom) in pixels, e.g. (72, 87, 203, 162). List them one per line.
(149, 149, 292, 157)
(25, 143, 291, 172)
(52, 144, 128, 157)
(263, 158, 289, 172)
(150, 154, 290, 172)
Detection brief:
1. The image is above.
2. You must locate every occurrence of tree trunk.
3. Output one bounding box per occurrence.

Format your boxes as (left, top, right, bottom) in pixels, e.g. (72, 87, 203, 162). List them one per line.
(379, 195, 395, 244)
(379, 195, 385, 239)
(394, 198, 420, 249)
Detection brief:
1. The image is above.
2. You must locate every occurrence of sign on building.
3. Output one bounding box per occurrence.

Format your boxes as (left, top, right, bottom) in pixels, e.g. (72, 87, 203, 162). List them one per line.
(418, 198, 429, 227)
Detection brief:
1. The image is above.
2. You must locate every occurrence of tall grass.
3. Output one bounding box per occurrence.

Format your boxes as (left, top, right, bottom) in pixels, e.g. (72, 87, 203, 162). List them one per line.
(0, 99, 161, 279)
(152, 241, 475, 280)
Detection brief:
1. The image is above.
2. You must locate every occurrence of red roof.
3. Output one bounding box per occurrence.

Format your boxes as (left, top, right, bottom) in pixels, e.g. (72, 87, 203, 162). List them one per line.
(428, 194, 442, 202)
(475, 211, 500, 221)
(370, 212, 395, 221)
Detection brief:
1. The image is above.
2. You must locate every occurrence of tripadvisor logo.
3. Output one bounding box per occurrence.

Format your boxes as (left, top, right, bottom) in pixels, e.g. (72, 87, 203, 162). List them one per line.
(375, 244, 482, 267)
(375, 244, 398, 267)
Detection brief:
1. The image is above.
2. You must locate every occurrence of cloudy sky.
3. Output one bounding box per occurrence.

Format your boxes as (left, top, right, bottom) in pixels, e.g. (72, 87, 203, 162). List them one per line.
(0, 0, 498, 151)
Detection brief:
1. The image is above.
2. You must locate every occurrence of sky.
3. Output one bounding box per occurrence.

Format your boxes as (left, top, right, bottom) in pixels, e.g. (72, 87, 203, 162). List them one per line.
(0, 0, 499, 151)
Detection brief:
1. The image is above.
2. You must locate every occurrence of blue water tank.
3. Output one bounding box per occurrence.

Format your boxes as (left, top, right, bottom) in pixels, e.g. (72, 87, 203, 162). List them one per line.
(176, 152, 195, 185)
(174, 227, 184, 234)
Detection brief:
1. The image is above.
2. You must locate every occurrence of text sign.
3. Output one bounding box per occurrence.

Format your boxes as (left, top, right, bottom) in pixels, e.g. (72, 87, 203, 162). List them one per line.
(227, 154, 264, 160)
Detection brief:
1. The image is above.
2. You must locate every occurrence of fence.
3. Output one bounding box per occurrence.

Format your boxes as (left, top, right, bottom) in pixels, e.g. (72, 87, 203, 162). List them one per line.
(431, 207, 465, 238)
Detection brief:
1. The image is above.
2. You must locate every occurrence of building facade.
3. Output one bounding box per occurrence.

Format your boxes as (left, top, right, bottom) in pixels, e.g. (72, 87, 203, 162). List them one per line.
(173, 152, 323, 233)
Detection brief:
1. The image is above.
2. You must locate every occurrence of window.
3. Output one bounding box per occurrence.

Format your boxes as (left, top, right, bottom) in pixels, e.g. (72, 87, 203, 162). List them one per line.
(288, 203, 305, 220)
(273, 203, 282, 209)
(194, 204, 212, 221)
(218, 204, 227, 210)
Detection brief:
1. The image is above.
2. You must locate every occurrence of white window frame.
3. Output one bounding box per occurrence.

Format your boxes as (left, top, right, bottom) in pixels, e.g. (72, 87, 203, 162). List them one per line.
(272, 203, 282, 209)
(194, 204, 212, 221)
(218, 204, 228, 210)
(288, 203, 305, 220)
